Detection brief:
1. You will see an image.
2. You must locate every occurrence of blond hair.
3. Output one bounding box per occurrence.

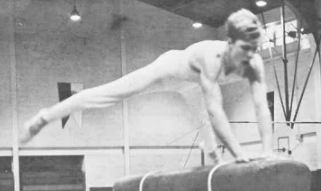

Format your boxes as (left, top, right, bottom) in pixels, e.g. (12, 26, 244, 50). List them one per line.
(226, 9, 263, 42)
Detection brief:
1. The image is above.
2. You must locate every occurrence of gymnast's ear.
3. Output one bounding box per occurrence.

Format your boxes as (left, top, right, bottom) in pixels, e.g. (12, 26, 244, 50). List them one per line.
(227, 37, 233, 44)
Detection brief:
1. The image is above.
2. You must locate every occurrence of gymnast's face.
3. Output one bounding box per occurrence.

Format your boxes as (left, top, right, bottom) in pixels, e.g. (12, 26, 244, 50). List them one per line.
(229, 39, 259, 67)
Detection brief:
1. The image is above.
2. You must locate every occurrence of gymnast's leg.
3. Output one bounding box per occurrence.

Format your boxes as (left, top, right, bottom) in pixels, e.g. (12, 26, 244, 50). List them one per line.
(19, 50, 184, 144)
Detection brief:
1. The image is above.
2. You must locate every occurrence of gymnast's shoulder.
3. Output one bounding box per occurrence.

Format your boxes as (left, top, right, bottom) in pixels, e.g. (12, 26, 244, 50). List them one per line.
(185, 40, 227, 52)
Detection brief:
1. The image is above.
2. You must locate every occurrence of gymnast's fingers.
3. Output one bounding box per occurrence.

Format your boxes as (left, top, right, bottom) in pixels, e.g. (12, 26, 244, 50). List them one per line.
(235, 155, 250, 163)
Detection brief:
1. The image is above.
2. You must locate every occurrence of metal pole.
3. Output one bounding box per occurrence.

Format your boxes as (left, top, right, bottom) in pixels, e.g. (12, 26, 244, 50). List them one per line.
(120, 0, 130, 176)
(281, 1, 290, 121)
(9, 0, 20, 190)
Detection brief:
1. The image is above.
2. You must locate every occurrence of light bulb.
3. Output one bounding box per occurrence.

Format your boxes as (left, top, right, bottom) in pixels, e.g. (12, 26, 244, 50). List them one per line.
(193, 22, 203, 29)
(70, 14, 81, 21)
(256, 0, 267, 7)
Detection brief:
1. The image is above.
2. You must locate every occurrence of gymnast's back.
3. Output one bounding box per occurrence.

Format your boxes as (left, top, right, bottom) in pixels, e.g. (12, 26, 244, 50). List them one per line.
(149, 40, 228, 84)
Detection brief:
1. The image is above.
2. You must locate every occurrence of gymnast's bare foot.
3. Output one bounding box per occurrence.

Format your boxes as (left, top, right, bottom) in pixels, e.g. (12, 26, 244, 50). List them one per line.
(19, 109, 48, 145)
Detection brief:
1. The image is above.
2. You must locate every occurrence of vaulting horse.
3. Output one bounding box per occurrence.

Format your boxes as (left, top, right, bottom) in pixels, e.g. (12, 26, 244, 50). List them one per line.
(113, 159, 311, 191)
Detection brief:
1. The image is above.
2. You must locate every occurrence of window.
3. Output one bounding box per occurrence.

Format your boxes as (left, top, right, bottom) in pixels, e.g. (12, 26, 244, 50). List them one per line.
(259, 20, 310, 51)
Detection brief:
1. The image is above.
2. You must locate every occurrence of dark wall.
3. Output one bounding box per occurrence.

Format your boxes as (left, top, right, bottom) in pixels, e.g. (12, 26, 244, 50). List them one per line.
(20, 156, 85, 191)
(0, 157, 13, 191)
(91, 187, 113, 191)
(311, 170, 321, 191)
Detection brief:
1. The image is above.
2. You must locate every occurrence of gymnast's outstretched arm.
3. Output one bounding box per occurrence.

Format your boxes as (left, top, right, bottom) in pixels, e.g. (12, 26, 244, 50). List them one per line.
(19, 50, 184, 144)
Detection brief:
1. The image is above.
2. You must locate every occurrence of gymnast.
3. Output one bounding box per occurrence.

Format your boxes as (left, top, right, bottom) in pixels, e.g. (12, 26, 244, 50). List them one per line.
(20, 9, 273, 164)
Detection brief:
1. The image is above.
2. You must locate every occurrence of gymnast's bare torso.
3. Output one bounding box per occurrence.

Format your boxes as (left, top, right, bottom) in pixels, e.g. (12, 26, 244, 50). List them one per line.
(148, 40, 260, 85)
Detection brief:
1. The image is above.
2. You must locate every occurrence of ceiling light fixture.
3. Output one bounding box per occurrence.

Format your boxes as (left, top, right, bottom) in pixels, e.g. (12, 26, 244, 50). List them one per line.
(192, 22, 203, 29)
(70, 0, 81, 21)
(256, 0, 267, 7)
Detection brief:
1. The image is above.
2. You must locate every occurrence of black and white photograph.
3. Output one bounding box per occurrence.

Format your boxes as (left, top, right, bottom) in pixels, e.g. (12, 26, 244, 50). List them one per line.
(0, 0, 320, 191)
